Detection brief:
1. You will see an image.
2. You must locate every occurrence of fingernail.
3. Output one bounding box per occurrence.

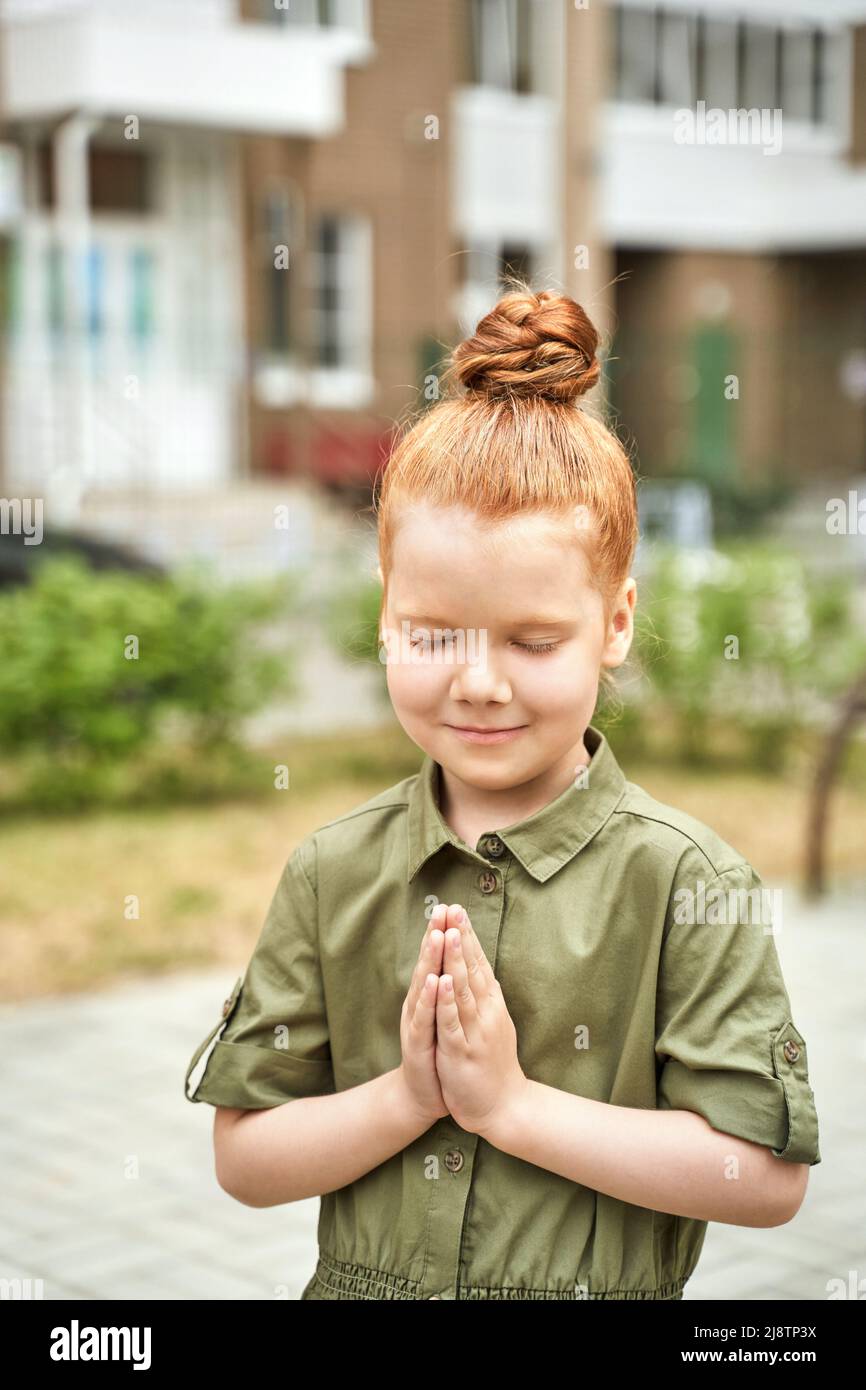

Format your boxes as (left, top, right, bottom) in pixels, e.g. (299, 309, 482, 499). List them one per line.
(458, 909, 467, 925)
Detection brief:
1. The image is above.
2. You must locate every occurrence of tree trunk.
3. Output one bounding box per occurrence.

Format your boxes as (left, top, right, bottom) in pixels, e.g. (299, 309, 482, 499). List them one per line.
(805, 667, 866, 898)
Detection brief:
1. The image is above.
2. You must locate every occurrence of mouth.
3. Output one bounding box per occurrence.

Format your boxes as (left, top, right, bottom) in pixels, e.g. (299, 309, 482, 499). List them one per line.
(445, 724, 528, 745)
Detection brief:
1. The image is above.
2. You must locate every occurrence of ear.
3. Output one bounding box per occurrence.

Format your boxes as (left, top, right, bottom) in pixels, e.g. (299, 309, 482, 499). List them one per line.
(376, 563, 384, 586)
(600, 578, 637, 670)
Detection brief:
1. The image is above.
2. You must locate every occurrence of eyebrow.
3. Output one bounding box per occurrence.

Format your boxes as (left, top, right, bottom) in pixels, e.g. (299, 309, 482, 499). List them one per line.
(394, 613, 575, 628)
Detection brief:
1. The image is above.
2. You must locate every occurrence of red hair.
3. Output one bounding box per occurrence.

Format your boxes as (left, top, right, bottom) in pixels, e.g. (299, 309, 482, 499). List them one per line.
(373, 280, 640, 692)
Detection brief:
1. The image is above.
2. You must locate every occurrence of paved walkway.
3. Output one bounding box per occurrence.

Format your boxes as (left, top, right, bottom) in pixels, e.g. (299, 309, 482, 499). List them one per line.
(1, 879, 863, 1301)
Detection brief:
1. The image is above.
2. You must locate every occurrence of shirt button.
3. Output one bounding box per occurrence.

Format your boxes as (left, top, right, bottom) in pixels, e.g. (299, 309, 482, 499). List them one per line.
(478, 870, 498, 893)
(483, 835, 505, 858)
(444, 1148, 464, 1173)
(783, 1040, 800, 1063)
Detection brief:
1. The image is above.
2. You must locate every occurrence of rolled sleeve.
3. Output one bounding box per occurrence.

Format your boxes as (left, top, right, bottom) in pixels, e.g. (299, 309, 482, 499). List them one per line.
(184, 836, 335, 1109)
(655, 856, 821, 1166)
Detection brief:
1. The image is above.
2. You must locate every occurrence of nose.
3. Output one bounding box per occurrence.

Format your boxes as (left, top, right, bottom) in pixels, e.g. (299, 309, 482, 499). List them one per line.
(448, 649, 512, 703)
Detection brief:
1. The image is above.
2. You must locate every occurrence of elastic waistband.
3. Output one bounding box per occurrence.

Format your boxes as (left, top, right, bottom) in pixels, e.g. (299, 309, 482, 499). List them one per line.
(304, 1251, 687, 1301)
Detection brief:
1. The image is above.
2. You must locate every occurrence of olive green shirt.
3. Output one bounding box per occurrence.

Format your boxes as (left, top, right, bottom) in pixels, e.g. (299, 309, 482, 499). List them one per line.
(184, 723, 821, 1301)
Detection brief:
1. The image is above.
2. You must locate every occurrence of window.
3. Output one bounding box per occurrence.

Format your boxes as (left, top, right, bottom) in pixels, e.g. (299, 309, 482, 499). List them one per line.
(813, 30, 827, 124)
(781, 29, 815, 123)
(258, 185, 302, 356)
(470, 0, 534, 94)
(741, 24, 777, 112)
(610, 4, 835, 127)
(499, 242, 533, 286)
(36, 143, 154, 214)
(308, 212, 371, 374)
(260, 0, 340, 26)
(462, 239, 536, 297)
(313, 215, 340, 367)
(702, 17, 737, 110)
(614, 5, 656, 103)
(457, 239, 540, 344)
(85, 245, 104, 342)
(45, 244, 63, 343)
(657, 13, 698, 109)
(130, 247, 155, 347)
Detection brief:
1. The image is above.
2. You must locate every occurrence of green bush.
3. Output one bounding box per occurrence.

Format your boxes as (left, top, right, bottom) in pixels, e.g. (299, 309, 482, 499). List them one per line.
(0, 555, 299, 808)
(324, 571, 391, 705)
(626, 542, 866, 772)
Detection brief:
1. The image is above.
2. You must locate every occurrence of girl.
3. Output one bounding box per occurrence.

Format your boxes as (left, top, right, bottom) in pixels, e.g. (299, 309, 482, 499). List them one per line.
(185, 283, 820, 1301)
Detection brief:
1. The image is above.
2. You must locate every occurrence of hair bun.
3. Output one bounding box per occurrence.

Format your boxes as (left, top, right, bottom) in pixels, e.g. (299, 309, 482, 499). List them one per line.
(450, 287, 601, 404)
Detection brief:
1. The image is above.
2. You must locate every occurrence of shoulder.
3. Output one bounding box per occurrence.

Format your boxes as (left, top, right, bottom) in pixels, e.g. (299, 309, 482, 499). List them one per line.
(314, 770, 416, 843)
(288, 769, 418, 891)
(610, 775, 753, 883)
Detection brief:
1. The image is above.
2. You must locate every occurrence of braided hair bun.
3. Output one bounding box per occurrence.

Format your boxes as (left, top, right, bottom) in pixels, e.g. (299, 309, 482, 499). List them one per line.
(449, 287, 601, 404)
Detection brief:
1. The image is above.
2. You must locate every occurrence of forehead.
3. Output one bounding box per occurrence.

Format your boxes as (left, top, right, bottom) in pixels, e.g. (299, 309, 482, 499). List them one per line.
(388, 503, 596, 614)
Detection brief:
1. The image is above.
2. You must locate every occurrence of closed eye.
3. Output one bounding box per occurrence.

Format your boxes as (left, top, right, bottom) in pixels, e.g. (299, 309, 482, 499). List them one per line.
(406, 633, 561, 655)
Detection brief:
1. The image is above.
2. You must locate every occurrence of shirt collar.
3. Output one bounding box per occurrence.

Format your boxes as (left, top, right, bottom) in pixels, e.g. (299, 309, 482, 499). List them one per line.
(407, 723, 627, 884)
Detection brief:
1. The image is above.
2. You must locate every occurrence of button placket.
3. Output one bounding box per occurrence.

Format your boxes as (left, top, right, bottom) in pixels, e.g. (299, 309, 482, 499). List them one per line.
(417, 852, 506, 1297)
(420, 1125, 477, 1300)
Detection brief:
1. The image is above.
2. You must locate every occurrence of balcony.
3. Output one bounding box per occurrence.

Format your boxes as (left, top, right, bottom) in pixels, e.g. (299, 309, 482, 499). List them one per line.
(451, 85, 558, 244)
(599, 99, 866, 251)
(0, 9, 373, 136)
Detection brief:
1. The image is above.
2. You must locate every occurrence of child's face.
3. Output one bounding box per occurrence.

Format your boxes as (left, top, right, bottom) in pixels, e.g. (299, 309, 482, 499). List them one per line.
(380, 503, 635, 791)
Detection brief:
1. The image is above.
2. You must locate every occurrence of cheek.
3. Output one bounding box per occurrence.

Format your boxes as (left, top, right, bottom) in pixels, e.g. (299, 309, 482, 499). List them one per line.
(386, 661, 445, 713)
(519, 653, 594, 708)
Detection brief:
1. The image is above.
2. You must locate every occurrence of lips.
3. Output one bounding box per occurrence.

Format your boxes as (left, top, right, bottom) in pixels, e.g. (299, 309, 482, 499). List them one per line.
(446, 724, 527, 745)
(453, 726, 519, 733)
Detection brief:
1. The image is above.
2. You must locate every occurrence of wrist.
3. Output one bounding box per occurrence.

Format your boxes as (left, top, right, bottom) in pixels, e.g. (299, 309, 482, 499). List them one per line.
(477, 1074, 534, 1151)
(387, 1065, 441, 1138)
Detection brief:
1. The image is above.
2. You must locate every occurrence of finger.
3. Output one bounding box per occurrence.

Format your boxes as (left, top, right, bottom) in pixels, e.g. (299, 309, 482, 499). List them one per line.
(423, 905, 447, 979)
(428, 902, 448, 930)
(407, 921, 445, 1015)
(423, 902, 447, 945)
(450, 904, 494, 998)
(443, 926, 479, 1041)
(408, 972, 440, 1043)
(436, 973, 465, 1047)
(426, 903, 449, 953)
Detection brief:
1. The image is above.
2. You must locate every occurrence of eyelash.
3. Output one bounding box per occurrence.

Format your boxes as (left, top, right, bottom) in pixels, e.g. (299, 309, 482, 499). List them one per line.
(407, 636, 560, 656)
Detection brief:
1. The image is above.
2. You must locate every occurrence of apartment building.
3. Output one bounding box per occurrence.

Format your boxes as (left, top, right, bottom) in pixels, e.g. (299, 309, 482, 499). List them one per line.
(1, 0, 864, 510)
(0, 0, 607, 506)
(602, 0, 866, 487)
(0, 0, 376, 509)
(241, 0, 617, 489)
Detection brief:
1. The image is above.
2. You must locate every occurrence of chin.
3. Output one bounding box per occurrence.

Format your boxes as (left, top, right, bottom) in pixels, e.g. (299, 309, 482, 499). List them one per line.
(446, 747, 531, 782)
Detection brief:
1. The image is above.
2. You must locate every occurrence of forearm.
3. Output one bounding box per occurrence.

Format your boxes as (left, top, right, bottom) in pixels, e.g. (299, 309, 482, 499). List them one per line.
(218, 1066, 432, 1207)
(481, 1079, 790, 1227)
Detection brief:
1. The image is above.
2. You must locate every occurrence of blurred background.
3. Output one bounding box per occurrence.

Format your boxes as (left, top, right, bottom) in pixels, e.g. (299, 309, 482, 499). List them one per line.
(0, 0, 864, 1303)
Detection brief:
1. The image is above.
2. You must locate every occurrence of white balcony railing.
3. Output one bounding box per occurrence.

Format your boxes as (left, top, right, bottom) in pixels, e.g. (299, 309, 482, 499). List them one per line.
(0, 6, 373, 136)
